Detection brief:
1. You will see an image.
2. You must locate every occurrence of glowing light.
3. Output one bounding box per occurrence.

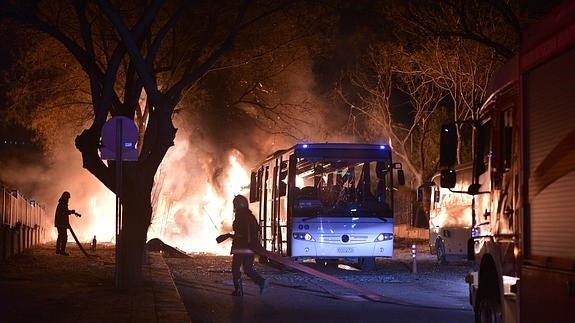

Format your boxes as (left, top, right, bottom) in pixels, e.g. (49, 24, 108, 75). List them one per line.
(86, 194, 116, 242)
(146, 141, 252, 255)
(375, 233, 393, 241)
(51, 129, 254, 256)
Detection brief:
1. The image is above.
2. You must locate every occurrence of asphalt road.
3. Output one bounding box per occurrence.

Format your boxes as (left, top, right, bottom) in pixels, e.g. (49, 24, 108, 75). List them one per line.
(165, 240, 474, 323)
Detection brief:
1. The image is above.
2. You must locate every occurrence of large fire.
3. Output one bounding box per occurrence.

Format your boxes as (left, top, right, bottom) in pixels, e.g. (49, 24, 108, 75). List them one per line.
(148, 149, 251, 255)
(50, 136, 252, 256)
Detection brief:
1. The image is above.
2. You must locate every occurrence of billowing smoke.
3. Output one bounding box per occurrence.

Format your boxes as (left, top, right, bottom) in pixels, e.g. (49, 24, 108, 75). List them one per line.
(0, 57, 353, 255)
(0, 134, 117, 244)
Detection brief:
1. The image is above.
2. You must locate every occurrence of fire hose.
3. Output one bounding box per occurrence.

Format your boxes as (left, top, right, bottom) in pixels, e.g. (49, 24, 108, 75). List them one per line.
(216, 233, 412, 305)
(68, 213, 92, 258)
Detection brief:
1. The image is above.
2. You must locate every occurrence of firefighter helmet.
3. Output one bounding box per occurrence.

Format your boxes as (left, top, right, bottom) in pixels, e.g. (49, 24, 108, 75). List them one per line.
(232, 195, 249, 210)
(59, 191, 71, 203)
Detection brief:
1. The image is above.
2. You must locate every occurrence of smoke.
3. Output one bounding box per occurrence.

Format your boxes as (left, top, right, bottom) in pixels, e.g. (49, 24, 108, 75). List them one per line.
(0, 56, 356, 255)
(0, 130, 116, 244)
(147, 58, 355, 254)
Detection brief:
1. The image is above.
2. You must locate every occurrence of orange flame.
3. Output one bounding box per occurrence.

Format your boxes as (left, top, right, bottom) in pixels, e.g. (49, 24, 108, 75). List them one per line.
(58, 139, 252, 256)
(147, 146, 251, 255)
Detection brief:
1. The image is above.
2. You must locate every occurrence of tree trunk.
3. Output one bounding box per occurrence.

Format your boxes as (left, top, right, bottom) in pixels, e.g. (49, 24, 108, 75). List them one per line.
(76, 129, 156, 289)
(117, 175, 153, 289)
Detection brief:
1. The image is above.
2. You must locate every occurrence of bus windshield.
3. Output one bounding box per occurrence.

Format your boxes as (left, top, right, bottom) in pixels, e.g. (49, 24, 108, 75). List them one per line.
(292, 158, 393, 219)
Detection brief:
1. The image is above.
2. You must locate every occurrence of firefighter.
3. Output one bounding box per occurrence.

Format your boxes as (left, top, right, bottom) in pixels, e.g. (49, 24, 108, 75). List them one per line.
(54, 191, 81, 256)
(230, 195, 268, 296)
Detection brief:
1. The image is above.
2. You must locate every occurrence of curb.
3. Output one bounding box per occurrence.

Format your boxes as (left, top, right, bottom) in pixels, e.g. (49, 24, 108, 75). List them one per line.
(145, 252, 191, 323)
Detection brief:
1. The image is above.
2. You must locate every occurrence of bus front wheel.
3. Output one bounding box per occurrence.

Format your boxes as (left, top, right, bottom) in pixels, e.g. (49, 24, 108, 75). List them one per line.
(359, 257, 376, 271)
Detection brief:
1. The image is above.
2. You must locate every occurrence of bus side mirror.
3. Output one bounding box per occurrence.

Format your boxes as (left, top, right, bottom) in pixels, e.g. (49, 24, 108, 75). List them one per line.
(393, 163, 405, 186)
(397, 169, 405, 186)
(440, 168, 456, 188)
(439, 123, 457, 167)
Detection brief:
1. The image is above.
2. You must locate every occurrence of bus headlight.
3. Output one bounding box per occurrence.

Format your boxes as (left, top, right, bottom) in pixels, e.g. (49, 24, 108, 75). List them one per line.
(375, 233, 393, 242)
(293, 232, 315, 241)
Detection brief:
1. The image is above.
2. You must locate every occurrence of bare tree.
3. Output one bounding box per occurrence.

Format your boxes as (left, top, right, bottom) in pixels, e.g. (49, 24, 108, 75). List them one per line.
(393, 47, 448, 184)
(1, 0, 295, 288)
(340, 43, 447, 188)
(426, 38, 498, 164)
(213, 3, 335, 145)
(402, 0, 522, 60)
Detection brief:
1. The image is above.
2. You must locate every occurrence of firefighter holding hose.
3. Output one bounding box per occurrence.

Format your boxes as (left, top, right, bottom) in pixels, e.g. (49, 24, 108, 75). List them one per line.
(54, 191, 81, 256)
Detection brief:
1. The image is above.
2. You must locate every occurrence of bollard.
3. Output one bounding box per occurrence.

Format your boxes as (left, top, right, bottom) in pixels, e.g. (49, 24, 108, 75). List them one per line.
(412, 243, 417, 275)
(91, 235, 97, 252)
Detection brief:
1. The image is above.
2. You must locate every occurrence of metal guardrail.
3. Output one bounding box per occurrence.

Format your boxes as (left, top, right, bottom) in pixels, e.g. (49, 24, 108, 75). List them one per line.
(1, 185, 48, 262)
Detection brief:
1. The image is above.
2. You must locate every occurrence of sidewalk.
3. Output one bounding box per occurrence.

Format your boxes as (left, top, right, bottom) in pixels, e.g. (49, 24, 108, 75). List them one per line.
(0, 242, 190, 323)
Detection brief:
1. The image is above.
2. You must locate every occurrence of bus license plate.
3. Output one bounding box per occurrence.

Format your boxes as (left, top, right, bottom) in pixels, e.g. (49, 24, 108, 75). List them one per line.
(337, 247, 354, 253)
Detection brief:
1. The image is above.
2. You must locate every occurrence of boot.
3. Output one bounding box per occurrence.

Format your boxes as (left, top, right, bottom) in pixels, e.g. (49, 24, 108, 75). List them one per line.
(232, 278, 243, 296)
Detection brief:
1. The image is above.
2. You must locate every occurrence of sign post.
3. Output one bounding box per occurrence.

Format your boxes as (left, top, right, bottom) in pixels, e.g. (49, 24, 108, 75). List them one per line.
(101, 116, 138, 289)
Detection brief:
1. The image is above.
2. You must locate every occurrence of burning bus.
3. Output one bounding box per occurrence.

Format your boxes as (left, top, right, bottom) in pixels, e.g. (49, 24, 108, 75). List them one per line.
(248, 143, 404, 270)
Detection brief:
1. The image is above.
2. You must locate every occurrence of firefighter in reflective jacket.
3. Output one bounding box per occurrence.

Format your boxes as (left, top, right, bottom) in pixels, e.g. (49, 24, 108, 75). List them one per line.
(230, 195, 268, 296)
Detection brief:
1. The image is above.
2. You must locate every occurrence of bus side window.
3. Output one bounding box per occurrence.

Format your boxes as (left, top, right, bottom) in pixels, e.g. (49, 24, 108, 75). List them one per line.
(258, 168, 264, 201)
(249, 171, 258, 202)
(476, 120, 491, 176)
(278, 160, 288, 197)
(501, 109, 513, 172)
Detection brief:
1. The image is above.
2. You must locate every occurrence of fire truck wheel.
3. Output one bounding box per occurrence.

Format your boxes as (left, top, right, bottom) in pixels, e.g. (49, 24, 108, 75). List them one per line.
(435, 240, 447, 265)
(475, 296, 502, 323)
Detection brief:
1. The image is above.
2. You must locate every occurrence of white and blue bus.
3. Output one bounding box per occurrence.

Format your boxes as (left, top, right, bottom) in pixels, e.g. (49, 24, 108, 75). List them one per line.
(248, 143, 404, 270)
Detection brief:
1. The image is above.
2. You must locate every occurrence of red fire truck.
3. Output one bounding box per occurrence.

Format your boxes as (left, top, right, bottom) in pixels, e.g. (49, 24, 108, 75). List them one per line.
(438, 1, 575, 322)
